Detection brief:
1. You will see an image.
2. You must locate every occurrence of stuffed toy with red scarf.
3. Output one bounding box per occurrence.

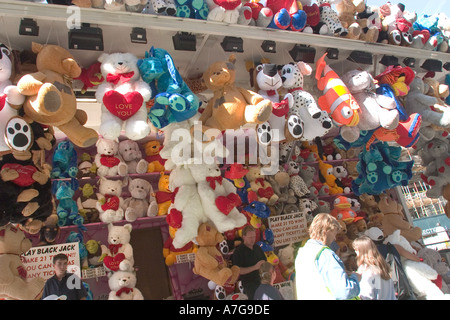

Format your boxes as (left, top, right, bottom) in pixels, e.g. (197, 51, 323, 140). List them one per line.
(163, 226, 198, 266)
(94, 137, 126, 177)
(108, 268, 144, 300)
(74, 61, 104, 95)
(95, 52, 152, 141)
(0, 224, 46, 300)
(144, 140, 166, 173)
(96, 177, 126, 223)
(154, 171, 174, 216)
(190, 163, 247, 233)
(101, 223, 134, 272)
(193, 222, 240, 286)
(246, 165, 279, 206)
(248, 61, 290, 145)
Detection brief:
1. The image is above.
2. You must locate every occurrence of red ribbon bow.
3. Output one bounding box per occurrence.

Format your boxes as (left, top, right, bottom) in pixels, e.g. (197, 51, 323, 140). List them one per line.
(116, 287, 133, 297)
(106, 71, 135, 85)
(288, 87, 303, 94)
(108, 243, 123, 255)
(255, 178, 265, 186)
(206, 176, 223, 190)
(272, 98, 289, 117)
(266, 90, 277, 96)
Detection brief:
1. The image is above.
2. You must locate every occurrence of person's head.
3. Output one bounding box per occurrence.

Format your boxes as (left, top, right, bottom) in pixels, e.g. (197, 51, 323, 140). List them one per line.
(308, 213, 341, 246)
(53, 253, 68, 278)
(352, 236, 391, 280)
(259, 261, 276, 285)
(242, 225, 257, 248)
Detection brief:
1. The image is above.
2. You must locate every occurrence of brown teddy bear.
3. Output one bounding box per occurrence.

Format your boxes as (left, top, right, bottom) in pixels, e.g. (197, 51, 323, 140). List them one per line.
(192, 223, 240, 286)
(378, 194, 422, 242)
(0, 224, 45, 300)
(358, 193, 380, 216)
(198, 54, 272, 137)
(16, 42, 98, 148)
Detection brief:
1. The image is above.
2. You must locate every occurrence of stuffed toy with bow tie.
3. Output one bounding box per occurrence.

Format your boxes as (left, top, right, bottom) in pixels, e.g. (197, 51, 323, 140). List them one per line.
(101, 223, 135, 273)
(16, 42, 98, 148)
(96, 52, 152, 141)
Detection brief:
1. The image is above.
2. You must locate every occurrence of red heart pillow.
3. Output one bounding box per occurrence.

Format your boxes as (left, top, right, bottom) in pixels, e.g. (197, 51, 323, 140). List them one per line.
(103, 253, 125, 271)
(2, 163, 37, 187)
(103, 91, 143, 121)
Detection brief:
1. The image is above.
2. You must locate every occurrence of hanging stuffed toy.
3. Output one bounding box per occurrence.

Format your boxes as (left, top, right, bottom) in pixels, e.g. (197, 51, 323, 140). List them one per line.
(74, 61, 104, 95)
(137, 47, 199, 129)
(315, 53, 361, 127)
(16, 42, 98, 148)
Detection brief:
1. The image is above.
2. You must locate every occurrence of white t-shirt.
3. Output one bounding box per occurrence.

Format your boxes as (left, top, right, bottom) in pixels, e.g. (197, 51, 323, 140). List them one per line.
(357, 264, 397, 300)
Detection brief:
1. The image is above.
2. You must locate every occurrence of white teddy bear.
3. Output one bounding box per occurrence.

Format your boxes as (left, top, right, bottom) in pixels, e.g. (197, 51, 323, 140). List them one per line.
(189, 163, 247, 233)
(101, 223, 134, 273)
(94, 137, 127, 177)
(96, 177, 126, 223)
(108, 269, 144, 300)
(167, 164, 208, 249)
(385, 230, 450, 300)
(96, 52, 152, 141)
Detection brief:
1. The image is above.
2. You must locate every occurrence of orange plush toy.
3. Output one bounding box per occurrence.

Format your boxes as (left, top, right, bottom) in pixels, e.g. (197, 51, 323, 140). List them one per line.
(153, 172, 173, 216)
(163, 226, 198, 266)
(144, 140, 166, 173)
(318, 159, 344, 195)
(315, 53, 360, 127)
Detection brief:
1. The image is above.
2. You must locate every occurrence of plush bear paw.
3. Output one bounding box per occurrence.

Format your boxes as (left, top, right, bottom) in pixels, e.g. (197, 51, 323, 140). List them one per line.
(286, 115, 304, 139)
(176, 4, 192, 17)
(22, 202, 39, 217)
(99, 121, 122, 141)
(37, 83, 63, 114)
(17, 189, 39, 202)
(196, 2, 209, 19)
(257, 122, 272, 145)
(148, 104, 170, 129)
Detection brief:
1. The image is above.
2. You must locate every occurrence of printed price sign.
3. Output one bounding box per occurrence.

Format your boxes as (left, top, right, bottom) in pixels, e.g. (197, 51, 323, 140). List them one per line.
(20, 243, 81, 280)
(268, 212, 308, 247)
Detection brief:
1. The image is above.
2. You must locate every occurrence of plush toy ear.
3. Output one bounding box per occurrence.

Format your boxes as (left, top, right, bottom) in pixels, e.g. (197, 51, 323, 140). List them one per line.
(97, 53, 110, 63)
(62, 58, 82, 79)
(123, 223, 132, 233)
(228, 54, 237, 65)
(297, 61, 312, 76)
(31, 42, 44, 54)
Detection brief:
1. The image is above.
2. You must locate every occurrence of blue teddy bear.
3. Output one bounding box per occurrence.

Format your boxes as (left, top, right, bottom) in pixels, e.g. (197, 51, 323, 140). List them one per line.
(175, 0, 209, 19)
(137, 47, 200, 129)
(52, 179, 85, 229)
(51, 140, 78, 179)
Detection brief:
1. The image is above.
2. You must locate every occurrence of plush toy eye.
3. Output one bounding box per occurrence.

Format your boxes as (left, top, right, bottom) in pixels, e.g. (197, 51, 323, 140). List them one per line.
(327, 168, 333, 175)
(340, 107, 352, 119)
(334, 198, 340, 204)
(337, 213, 343, 220)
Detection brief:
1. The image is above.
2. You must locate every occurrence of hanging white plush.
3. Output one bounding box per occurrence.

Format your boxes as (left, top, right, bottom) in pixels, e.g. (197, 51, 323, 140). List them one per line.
(95, 52, 152, 141)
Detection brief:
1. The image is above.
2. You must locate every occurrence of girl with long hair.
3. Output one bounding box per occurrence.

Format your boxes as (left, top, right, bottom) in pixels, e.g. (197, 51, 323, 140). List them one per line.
(352, 236, 397, 300)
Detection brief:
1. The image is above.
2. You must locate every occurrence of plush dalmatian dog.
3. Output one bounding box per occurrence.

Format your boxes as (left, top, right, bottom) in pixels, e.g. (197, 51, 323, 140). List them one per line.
(316, 0, 348, 37)
(299, 198, 318, 223)
(281, 62, 333, 142)
(145, 0, 176, 15)
(286, 161, 310, 198)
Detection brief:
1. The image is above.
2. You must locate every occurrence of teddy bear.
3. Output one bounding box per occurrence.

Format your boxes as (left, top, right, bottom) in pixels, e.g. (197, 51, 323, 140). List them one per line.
(420, 139, 450, 199)
(96, 177, 126, 223)
(144, 140, 166, 173)
(101, 223, 134, 272)
(277, 243, 296, 279)
(335, 0, 366, 39)
(117, 139, 148, 176)
(281, 61, 333, 142)
(266, 167, 297, 211)
(246, 165, 279, 206)
(122, 177, 158, 221)
(358, 193, 380, 216)
(163, 226, 198, 266)
(192, 222, 240, 286)
(0, 223, 45, 300)
(166, 164, 208, 249)
(95, 52, 152, 141)
(355, 4, 381, 42)
(108, 268, 144, 300)
(384, 230, 450, 300)
(94, 137, 126, 177)
(378, 193, 422, 243)
(16, 42, 98, 148)
(153, 171, 174, 216)
(417, 246, 450, 294)
(405, 77, 450, 130)
(190, 163, 247, 233)
(50, 140, 78, 179)
(137, 47, 199, 129)
(77, 183, 100, 224)
(340, 69, 399, 143)
(197, 54, 272, 137)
